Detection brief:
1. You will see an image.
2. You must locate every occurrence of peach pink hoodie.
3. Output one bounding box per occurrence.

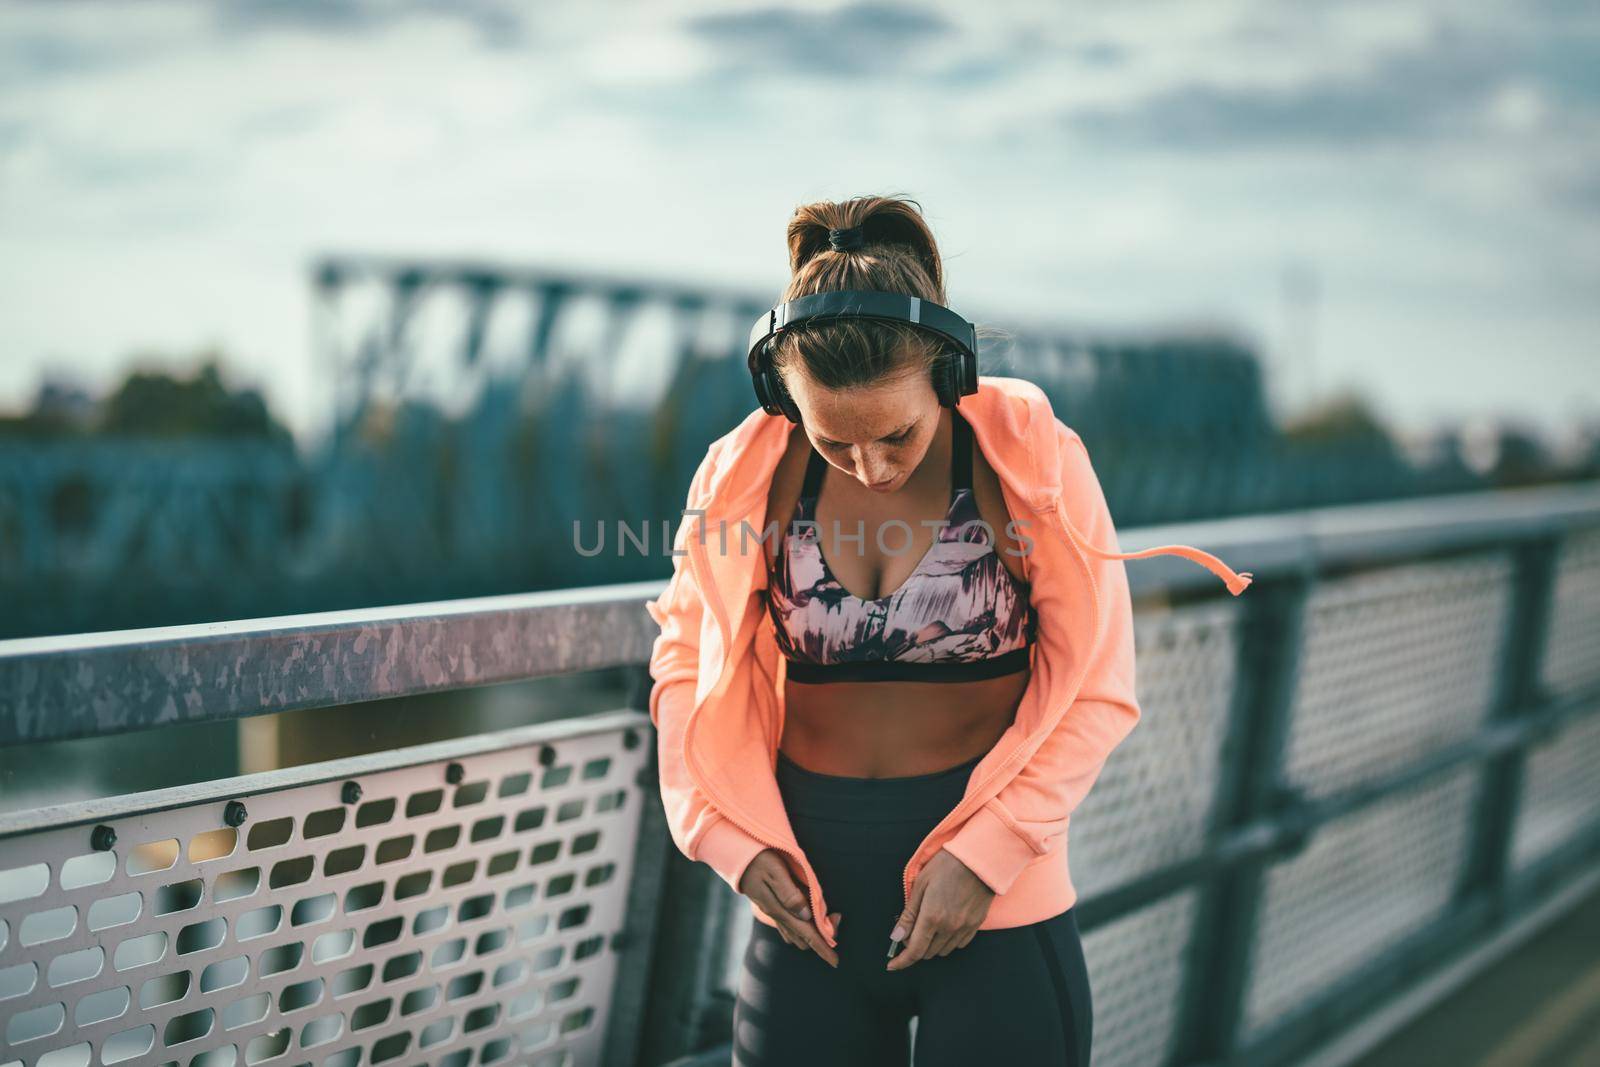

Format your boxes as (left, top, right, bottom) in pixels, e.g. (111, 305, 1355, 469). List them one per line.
(644, 376, 1253, 947)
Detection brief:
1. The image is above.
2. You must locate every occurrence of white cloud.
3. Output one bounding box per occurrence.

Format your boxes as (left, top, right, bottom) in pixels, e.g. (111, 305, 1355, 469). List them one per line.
(0, 0, 1595, 441)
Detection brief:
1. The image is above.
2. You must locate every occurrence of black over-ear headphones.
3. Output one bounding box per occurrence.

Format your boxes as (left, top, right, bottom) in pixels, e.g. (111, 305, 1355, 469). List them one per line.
(745, 290, 980, 423)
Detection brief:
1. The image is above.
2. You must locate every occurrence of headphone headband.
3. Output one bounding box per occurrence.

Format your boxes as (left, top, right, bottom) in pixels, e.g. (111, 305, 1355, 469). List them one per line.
(745, 289, 980, 422)
(747, 290, 978, 369)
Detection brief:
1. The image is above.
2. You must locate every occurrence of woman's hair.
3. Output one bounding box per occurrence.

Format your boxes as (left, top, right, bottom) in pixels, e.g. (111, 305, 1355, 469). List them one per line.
(770, 194, 955, 395)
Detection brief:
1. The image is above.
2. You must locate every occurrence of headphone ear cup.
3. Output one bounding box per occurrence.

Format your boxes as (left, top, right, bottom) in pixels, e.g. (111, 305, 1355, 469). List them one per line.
(933, 349, 960, 408)
(751, 362, 777, 415)
(775, 372, 801, 423)
(951, 346, 978, 398)
(755, 361, 801, 423)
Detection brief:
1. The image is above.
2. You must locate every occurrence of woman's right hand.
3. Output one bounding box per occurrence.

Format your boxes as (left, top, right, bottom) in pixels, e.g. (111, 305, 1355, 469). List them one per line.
(738, 849, 841, 968)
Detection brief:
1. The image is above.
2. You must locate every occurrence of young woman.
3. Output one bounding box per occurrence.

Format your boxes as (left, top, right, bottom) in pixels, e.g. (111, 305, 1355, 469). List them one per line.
(645, 196, 1253, 1066)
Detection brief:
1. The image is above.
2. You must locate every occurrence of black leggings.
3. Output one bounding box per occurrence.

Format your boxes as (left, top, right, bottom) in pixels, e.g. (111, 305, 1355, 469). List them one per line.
(733, 749, 1092, 1066)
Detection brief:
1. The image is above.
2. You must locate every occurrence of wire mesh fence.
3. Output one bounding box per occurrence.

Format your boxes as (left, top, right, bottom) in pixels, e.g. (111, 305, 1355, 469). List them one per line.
(3, 485, 1598, 1067)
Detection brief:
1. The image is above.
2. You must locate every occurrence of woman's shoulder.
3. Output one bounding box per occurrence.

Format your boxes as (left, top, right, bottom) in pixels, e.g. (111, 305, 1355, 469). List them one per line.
(678, 408, 791, 505)
(968, 420, 1033, 582)
(761, 425, 811, 554)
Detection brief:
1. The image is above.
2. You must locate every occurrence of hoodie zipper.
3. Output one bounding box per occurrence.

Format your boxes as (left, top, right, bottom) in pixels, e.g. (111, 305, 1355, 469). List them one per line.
(897, 494, 1103, 917)
(668, 403, 1252, 946)
(683, 521, 834, 946)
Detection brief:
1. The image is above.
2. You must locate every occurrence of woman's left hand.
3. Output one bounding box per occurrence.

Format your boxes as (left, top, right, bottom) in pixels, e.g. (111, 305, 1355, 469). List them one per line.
(885, 848, 994, 971)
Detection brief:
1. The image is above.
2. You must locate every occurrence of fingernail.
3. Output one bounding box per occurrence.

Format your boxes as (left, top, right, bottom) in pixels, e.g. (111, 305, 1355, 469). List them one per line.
(886, 937, 903, 960)
(890, 923, 907, 941)
(798, 906, 811, 920)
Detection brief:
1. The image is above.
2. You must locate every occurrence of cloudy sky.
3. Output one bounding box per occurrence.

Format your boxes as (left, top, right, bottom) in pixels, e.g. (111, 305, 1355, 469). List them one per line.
(1, 0, 1596, 447)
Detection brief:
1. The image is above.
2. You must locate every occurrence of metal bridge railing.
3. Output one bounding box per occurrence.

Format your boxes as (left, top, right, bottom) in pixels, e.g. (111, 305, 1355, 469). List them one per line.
(3, 482, 1599, 1067)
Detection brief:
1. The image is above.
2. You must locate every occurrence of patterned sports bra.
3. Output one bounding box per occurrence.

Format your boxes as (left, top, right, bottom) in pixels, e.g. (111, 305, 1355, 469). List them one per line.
(764, 409, 1037, 684)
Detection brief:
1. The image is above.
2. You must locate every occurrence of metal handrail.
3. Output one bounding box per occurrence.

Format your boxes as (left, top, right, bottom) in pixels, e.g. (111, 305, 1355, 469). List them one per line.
(5, 482, 1597, 747)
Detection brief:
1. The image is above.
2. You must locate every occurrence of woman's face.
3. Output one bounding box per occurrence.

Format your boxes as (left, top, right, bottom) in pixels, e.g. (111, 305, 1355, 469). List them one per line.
(781, 363, 941, 494)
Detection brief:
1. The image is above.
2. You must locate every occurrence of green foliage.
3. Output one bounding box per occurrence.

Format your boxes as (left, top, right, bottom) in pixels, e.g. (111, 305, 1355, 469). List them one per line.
(0, 351, 294, 447)
(1281, 387, 1391, 445)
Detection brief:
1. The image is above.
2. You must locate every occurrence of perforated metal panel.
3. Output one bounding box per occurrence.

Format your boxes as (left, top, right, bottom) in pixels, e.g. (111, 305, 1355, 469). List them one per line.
(0, 714, 650, 1067)
(1540, 526, 1600, 698)
(1240, 764, 1477, 1039)
(1511, 702, 1600, 874)
(1280, 553, 1512, 800)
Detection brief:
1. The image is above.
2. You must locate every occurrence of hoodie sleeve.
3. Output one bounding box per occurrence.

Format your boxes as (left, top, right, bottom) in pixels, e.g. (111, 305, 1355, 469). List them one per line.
(643, 446, 773, 895)
(939, 423, 1141, 896)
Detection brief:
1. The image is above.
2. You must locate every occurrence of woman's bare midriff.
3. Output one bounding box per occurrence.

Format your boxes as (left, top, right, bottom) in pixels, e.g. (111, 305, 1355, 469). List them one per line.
(778, 670, 1030, 778)
(765, 414, 1035, 779)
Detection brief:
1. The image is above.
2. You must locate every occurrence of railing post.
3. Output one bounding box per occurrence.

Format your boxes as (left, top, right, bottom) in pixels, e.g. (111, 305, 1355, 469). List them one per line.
(1171, 574, 1312, 1066)
(1451, 533, 1561, 914)
(603, 665, 673, 1067)
(620, 665, 744, 1067)
(630, 806, 741, 1064)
